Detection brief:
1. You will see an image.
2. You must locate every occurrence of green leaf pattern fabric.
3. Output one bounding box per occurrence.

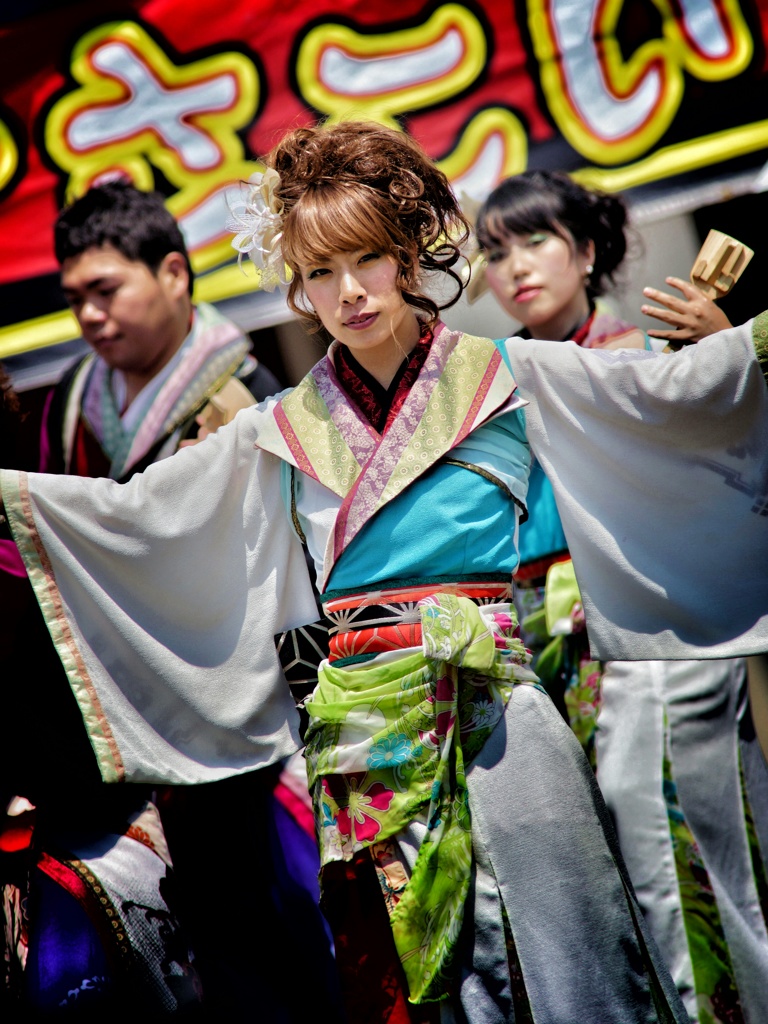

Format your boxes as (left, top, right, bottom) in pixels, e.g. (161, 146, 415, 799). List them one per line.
(304, 596, 537, 1002)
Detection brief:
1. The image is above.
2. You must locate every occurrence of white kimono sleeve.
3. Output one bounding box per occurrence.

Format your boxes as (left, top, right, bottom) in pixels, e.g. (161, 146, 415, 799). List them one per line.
(503, 320, 768, 660)
(0, 404, 318, 785)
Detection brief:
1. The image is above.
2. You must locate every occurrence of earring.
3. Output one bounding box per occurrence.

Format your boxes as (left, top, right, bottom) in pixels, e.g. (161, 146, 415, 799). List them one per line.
(585, 263, 594, 276)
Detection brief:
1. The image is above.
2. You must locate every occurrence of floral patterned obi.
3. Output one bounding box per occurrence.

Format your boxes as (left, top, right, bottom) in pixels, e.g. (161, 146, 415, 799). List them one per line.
(304, 586, 539, 1004)
(322, 579, 515, 664)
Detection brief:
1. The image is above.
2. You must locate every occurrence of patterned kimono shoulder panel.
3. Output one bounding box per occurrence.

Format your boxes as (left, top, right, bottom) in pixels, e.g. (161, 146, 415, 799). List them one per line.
(579, 299, 649, 350)
(252, 322, 525, 577)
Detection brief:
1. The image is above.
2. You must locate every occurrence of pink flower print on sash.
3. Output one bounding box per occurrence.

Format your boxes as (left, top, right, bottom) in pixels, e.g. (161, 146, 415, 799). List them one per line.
(419, 674, 457, 750)
(490, 610, 516, 646)
(487, 608, 531, 666)
(323, 772, 395, 845)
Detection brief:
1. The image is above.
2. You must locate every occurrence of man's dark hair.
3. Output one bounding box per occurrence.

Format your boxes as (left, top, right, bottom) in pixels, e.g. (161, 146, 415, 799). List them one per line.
(54, 181, 194, 296)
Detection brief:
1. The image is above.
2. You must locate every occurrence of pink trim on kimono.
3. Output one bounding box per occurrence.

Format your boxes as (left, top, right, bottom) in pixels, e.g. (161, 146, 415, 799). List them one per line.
(255, 324, 520, 584)
(330, 327, 514, 568)
(274, 401, 318, 480)
(313, 354, 379, 467)
(455, 347, 503, 444)
(125, 314, 247, 469)
(577, 301, 648, 351)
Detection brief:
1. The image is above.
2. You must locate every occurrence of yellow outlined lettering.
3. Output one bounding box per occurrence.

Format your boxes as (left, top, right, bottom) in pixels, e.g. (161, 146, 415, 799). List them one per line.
(0, 117, 20, 194)
(529, 0, 752, 165)
(296, 4, 486, 126)
(436, 108, 528, 199)
(573, 118, 768, 193)
(669, 0, 752, 81)
(529, 0, 682, 165)
(45, 21, 262, 271)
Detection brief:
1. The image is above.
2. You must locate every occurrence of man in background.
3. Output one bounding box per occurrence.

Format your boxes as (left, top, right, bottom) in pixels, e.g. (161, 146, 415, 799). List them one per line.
(45, 181, 278, 478)
(2, 183, 339, 1019)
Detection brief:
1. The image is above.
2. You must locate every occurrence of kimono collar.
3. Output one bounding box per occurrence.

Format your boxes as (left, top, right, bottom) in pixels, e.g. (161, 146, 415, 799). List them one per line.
(577, 300, 648, 350)
(335, 320, 433, 433)
(518, 300, 646, 350)
(80, 303, 250, 478)
(253, 321, 524, 573)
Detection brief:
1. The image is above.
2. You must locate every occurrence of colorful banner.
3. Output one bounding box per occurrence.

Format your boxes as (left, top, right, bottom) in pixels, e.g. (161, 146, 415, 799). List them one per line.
(1, 0, 767, 356)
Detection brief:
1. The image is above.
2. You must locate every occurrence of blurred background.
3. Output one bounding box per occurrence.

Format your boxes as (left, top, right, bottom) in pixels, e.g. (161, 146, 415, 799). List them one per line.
(1, 0, 767, 460)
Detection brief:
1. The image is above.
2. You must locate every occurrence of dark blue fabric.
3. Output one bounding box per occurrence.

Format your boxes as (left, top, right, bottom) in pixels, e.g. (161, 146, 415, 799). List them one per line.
(25, 870, 112, 1011)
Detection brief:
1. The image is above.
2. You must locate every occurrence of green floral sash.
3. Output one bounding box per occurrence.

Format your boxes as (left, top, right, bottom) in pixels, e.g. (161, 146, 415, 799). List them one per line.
(304, 595, 538, 1002)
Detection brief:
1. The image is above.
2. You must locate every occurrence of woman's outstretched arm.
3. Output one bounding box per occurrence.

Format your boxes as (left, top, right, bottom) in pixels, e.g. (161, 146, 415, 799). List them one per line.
(0, 404, 318, 786)
(502, 318, 768, 661)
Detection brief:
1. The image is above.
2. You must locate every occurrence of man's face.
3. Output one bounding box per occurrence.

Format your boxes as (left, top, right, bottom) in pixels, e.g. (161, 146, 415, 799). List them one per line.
(60, 244, 189, 380)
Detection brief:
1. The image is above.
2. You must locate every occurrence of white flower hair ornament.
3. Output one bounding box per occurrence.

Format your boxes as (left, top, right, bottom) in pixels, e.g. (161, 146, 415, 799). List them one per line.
(227, 168, 289, 292)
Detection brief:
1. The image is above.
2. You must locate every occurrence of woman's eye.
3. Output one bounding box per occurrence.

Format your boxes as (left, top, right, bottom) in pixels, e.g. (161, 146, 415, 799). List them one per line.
(526, 233, 549, 247)
(486, 250, 507, 264)
(359, 252, 379, 264)
(307, 267, 329, 280)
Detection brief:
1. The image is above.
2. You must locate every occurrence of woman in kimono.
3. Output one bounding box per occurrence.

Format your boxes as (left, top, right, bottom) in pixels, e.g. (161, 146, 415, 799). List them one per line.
(474, 171, 768, 1024)
(471, 171, 648, 749)
(2, 122, 767, 1022)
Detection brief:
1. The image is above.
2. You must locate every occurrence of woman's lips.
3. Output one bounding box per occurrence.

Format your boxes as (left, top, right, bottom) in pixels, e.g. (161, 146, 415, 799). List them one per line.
(344, 312, 378, 329)
(513, 287, 542, 303)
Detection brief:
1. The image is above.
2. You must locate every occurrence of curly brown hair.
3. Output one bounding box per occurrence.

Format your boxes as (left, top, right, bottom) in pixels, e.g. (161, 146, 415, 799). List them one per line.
(265, 121, 469, 328)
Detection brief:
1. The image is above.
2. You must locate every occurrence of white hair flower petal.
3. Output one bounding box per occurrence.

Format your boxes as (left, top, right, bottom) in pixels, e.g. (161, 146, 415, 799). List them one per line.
(227, 168, 288, 292)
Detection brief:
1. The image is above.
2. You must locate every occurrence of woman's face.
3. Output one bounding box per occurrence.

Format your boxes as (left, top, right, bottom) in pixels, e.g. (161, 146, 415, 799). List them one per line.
(483, 228, 594, 340)
(298, 248, 421, 385)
